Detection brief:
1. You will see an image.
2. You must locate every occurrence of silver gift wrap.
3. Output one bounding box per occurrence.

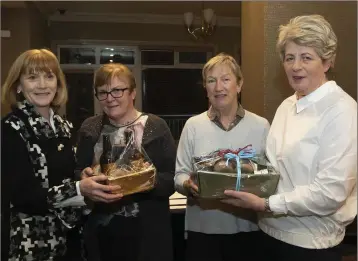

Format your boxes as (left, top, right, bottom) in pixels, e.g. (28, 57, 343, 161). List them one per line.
(193, 151, 280, 199)
(196, 170, 280, 199)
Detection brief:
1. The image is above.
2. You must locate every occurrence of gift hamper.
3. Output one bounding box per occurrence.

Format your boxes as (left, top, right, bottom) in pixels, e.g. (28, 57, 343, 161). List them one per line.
(193, 145, 280, 199)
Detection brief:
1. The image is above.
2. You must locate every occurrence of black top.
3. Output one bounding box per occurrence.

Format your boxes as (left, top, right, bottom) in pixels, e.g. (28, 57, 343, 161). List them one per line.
(75, 113, 177, 261)
(1, 101, 83, 261)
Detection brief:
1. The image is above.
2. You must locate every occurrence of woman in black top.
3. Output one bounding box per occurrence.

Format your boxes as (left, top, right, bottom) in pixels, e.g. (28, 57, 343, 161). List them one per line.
(1, 49, 122, 261)
(76, 63, 176, 261)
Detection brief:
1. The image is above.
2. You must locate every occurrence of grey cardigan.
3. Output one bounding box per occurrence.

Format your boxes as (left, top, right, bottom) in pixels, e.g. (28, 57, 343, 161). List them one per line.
(75, 113, 176, 261)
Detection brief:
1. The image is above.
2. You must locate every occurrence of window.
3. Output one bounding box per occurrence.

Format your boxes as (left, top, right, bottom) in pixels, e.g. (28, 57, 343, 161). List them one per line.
(58, 45, 136, 66)
(142, 68, 207, 115)
(141, 50, 174, 65)
(59, 47, 96, 64)
(100, 48, 135, 64)
(179, 51, 207, 64)
(58, 44, 213, 141)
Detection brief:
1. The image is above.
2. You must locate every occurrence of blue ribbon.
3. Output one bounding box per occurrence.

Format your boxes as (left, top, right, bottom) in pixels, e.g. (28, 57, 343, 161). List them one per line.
(224, 145, 256, 190)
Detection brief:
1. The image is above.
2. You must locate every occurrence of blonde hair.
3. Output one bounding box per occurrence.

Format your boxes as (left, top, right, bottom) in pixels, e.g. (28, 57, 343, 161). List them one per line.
(94, 63, 136, 92)
(202, 53, 243, 87)
(277, 14, 337, 65)
(1, 49, 67, 109)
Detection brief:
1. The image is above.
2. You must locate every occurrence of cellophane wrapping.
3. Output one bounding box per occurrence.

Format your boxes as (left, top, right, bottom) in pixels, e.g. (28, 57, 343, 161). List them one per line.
(93, 126, 156, 196)
(192, 146, 280, 199)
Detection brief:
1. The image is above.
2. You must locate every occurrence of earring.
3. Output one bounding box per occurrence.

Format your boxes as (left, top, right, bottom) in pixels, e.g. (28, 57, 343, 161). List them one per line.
(17, 89, 21, 94)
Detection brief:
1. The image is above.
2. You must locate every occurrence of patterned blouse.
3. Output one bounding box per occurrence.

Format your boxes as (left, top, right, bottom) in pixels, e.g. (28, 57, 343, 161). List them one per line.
(1, 100, 84, 261)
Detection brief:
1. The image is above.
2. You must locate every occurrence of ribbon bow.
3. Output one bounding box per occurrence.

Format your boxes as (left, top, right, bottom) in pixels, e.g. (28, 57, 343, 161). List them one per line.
(224, 145, 256, 190)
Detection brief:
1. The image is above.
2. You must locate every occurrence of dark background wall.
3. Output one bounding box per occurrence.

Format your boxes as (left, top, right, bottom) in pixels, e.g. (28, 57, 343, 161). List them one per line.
(241, 1, 357, 122)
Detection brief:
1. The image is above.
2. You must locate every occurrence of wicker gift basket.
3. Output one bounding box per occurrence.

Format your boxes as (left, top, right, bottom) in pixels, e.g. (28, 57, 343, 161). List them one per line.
(93, 125, 156, 196)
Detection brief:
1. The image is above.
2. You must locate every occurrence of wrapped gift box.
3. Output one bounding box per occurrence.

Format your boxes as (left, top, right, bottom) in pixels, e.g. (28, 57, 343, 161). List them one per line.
(192, 147, 280, 199)
(196, 170, 280, 199)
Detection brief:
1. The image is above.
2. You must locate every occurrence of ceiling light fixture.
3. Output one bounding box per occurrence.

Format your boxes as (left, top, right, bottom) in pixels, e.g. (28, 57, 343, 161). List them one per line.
(183, 7, 216, 40)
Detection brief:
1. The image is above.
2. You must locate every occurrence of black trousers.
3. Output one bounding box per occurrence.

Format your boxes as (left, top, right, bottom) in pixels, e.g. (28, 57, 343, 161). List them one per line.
(97, 215, 141, 261)
(56, 226, 84, 261)
(185, 230, 262, 261)
(259, 230, 342, 261)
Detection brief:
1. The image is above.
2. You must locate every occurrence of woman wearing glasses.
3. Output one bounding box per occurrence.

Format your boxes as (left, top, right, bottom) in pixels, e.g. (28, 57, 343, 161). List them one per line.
(75, 63, 176, 261)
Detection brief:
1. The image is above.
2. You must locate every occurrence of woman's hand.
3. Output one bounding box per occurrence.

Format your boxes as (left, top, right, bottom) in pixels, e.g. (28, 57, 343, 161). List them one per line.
(81, 167, 95, 179)
(183, 178, 199, 197)
(79, 174, 123, 203)
(221, 190, 266, 212)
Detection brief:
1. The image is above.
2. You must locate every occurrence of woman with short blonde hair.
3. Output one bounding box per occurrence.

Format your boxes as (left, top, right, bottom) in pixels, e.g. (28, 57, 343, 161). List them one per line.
(202, 53, 244, 87)
(223, 14, 356, 261)
(276, 14, 337, 65)
(175, 52, 270, 261)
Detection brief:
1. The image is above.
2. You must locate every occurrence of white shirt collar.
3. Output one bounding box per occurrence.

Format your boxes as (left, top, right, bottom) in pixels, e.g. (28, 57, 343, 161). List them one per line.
(295, 81, 337, 113)
(42, 108, 56, 131)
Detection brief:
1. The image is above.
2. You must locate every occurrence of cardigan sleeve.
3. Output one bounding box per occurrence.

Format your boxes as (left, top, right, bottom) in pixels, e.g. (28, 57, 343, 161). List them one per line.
(143, 116, 176, 199)
(1, 121, 79, 217)
(151, 121, 176, 198)
(174, 119, 195, 196)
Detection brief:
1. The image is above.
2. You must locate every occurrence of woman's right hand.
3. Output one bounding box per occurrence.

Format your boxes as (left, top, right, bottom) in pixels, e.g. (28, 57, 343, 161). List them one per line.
(79, 167, 123, 203)
(183, 178, 199, 197)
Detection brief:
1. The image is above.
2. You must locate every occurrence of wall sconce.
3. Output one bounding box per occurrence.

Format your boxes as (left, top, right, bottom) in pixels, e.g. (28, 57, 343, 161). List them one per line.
(184, 8, 216, 40)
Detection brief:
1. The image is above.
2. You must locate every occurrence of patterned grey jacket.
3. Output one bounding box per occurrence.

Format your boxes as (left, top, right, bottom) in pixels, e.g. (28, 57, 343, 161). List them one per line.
(1, 101, 83, 261)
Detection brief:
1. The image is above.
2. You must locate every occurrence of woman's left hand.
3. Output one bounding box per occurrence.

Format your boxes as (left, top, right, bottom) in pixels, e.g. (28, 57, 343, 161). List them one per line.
(221, 190, 266, 212)
(79, 175, 123, 203)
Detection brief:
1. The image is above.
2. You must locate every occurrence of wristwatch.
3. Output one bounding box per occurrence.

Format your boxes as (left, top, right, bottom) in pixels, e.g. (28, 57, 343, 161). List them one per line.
(264, 197, 272, 212)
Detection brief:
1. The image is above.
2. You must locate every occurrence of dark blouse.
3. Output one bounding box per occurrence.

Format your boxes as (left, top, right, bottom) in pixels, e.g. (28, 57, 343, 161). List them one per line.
(75, 113, 176, 261)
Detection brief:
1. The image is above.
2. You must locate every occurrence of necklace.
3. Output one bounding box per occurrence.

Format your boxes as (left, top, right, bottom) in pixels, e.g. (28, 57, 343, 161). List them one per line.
(109, 112, 143, 128)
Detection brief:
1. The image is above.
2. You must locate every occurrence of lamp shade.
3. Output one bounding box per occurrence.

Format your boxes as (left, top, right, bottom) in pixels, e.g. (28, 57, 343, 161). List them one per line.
(203, 8, 214, 23)
(211, 13, 217, 26)
(184, 12, 194, 27)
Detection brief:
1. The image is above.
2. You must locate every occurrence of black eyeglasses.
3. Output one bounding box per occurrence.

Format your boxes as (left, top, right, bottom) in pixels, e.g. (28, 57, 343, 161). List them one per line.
(95, 88, 129, 101)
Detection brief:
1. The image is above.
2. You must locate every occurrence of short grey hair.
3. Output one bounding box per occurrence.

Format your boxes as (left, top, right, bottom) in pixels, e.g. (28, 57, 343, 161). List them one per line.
(276, 14, 337, 66)
(202, 53, 243, 87)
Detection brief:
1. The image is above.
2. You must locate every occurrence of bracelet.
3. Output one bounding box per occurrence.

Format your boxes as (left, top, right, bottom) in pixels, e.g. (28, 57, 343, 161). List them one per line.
(264, 197, 271, 212)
